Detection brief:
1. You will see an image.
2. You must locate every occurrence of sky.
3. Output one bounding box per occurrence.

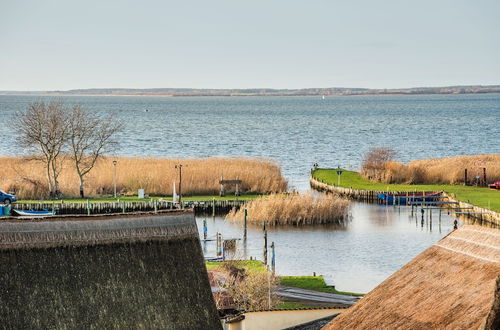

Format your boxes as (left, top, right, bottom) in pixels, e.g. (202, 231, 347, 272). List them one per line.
(1, 0, 499, 90)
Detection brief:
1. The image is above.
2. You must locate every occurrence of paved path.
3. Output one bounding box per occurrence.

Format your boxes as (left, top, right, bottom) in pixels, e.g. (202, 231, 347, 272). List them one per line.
(276, 286, 361, 307)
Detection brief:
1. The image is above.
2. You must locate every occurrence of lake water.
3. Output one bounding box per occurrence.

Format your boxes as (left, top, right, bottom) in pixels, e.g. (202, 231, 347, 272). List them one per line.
(0, 94, 497, 292)
(0, 94, 499, 190)
(197, 202, 457, 293)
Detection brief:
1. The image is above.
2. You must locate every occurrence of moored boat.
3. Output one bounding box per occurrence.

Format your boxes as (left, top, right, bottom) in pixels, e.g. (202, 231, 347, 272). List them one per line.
(377, 191, 442, 205)
(13, 209, 54, 217)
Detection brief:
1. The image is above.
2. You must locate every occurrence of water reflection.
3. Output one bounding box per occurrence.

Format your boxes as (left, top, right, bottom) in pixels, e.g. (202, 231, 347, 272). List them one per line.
(196, 202, 457, 293)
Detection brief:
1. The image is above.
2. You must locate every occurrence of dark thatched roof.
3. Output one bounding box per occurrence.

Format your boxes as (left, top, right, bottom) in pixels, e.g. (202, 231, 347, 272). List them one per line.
(0, 212, 222, 329)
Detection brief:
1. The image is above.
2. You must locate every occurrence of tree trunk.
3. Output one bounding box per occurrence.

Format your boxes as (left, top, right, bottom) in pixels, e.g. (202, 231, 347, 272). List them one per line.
(79, 176, 85, 199)
(46, 163, 54, 198)
(51, 158, 62, 198)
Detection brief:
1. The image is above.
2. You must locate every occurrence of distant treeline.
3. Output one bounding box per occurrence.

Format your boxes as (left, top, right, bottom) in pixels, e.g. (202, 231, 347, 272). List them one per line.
(2, 85, 500, 97)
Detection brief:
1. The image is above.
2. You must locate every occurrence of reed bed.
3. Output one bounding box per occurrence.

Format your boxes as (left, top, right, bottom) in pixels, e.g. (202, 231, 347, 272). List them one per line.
(226, 193, 350, 226)
(368, 154, 500, 184)
(0, 156, 287, 199)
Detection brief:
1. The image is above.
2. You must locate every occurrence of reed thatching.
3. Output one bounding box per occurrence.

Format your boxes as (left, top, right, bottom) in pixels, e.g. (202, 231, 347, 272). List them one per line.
(0, 156, 287, 199)
(324, 225, 500, 330)
(226, 193, 350, 226)
(0, 212, 221, 329)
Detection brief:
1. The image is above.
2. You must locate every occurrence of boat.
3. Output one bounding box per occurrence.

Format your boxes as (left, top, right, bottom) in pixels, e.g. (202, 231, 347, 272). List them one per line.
(13, 209, 54, 217)
(377, 191, 443, 205)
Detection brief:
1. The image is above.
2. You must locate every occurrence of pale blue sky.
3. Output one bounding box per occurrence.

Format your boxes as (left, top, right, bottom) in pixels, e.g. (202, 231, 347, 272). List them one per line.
(1, 0, 499, 90)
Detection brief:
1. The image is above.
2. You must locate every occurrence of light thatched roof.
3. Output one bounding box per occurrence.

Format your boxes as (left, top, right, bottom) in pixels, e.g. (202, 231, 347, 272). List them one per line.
(324, 225, 500, 329)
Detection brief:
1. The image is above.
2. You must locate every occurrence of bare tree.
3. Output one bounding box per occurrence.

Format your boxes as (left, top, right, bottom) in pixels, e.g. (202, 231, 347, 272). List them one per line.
(361, 147, 396, 181)
(15, 101, 69, 197)
(67, 105, 122, 198)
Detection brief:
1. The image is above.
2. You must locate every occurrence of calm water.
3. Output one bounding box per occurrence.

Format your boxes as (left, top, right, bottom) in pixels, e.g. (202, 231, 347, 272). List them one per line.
(0, 94, 497, 292)
(197, 202, 457, 293)
(0, 94, 499, 190)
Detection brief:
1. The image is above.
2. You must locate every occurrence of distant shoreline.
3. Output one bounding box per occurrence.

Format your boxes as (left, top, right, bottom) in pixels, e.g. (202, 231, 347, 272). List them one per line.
(1, 85, 500, 97)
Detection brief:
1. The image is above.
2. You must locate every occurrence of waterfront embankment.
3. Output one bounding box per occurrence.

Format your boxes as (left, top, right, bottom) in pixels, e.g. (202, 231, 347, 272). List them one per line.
(311, 169, 500, 225)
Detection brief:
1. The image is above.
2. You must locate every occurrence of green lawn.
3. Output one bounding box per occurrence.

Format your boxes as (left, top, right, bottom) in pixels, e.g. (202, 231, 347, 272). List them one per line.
(280, 276, 364, 296)
(313, 169, 500, 212)
(17, 194, 261, 204)
(205, 260, 267, 273)
(275, 302, 308, 309)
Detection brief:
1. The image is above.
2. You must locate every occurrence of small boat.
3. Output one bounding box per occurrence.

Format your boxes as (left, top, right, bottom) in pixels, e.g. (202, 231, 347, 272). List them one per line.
(13, 209, 54, 217)
(377, 191, 442, 205)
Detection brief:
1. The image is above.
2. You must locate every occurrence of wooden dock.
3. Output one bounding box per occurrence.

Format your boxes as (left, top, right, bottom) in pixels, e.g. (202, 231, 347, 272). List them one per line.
(9, 199, 246, 216)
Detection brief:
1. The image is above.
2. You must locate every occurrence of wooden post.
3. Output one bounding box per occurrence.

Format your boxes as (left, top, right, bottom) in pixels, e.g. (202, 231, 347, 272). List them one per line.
(243, 208, 248, 240)
(483, 167, 487, 187)
(271, 241, 275, 274)
(203, 218, 207, 240)
(212, 198, 216, 217)
(87, 199, 90, 215)
(220, 175, 225, 197)
(263, 222, 268, 265)
(464, 168, 468, 185)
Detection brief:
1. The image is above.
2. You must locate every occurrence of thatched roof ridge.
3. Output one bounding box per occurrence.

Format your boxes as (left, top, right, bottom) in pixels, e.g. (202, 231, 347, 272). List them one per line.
(0, 212, 197, 249)
(324, 225, 500, 329)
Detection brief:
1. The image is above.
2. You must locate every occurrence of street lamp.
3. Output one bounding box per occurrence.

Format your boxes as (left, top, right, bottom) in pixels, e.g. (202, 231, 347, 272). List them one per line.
(174, 164, 185, 205)
(113, 160, 118, 198)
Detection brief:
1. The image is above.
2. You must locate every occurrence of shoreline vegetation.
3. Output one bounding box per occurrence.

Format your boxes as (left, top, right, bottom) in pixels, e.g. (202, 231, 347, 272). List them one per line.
(362, 154, 500, 185)
(226, 193, 350, 226)
(0, 156, 287, 200)
(313, 168, 500, 213)
(1, 85, 500, 97)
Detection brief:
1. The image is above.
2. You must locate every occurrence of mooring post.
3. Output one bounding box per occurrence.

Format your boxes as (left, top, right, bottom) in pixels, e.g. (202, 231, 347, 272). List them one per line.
(212, 198, 215, 217)
(263, 222, 268, 265)
(216, 232, 222, 257)
(243, 208, 248, 240)
(271, 241, 275, 274)
(203, 218, 207, 240)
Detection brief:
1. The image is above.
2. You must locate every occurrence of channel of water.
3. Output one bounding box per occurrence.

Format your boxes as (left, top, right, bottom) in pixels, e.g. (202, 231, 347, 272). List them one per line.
(196, 201, 457, 293)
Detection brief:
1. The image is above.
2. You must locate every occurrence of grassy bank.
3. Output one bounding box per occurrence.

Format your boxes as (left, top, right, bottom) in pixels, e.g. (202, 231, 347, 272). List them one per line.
(280, 276, 364, 296)
(226, 193, 350, 226)
(313, 169, 500, 212)
(0, 156, 287, 199)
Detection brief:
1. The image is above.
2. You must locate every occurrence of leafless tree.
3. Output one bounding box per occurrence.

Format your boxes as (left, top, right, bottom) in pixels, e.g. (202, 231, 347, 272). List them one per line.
(67, 105, 122, 198)
(361, 147, 396, 181)
(15, 101, 69, 197)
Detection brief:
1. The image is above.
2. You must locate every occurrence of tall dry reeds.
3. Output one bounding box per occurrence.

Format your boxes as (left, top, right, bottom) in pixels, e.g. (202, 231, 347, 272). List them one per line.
(0, 156, 287, 199)
(226, 193, 350, 226)
(364, 154, 500, 185)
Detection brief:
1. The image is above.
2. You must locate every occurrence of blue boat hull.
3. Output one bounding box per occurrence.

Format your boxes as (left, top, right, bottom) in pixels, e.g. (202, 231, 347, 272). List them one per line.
(377, 193, 441, 205)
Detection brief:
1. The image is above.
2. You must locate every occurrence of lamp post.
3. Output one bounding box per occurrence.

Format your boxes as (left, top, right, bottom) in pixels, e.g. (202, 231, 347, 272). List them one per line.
(113, 160, 117, 199)
(175, 164, 185, 205)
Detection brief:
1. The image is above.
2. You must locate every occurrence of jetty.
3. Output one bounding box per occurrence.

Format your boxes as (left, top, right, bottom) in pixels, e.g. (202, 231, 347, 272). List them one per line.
(8, 199, 246, 216)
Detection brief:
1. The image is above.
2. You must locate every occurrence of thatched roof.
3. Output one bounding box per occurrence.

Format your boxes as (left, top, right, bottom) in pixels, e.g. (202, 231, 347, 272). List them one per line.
(324, 225, 500, 330)
(0, 212, 222, 329)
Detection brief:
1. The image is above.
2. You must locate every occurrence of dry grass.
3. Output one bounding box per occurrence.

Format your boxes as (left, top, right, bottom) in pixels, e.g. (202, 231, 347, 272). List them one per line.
(0, 156, 287, 199)
(324, 225, 500, 330)
(367, 154, 500, 184)
(226, 193, 350, 226)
